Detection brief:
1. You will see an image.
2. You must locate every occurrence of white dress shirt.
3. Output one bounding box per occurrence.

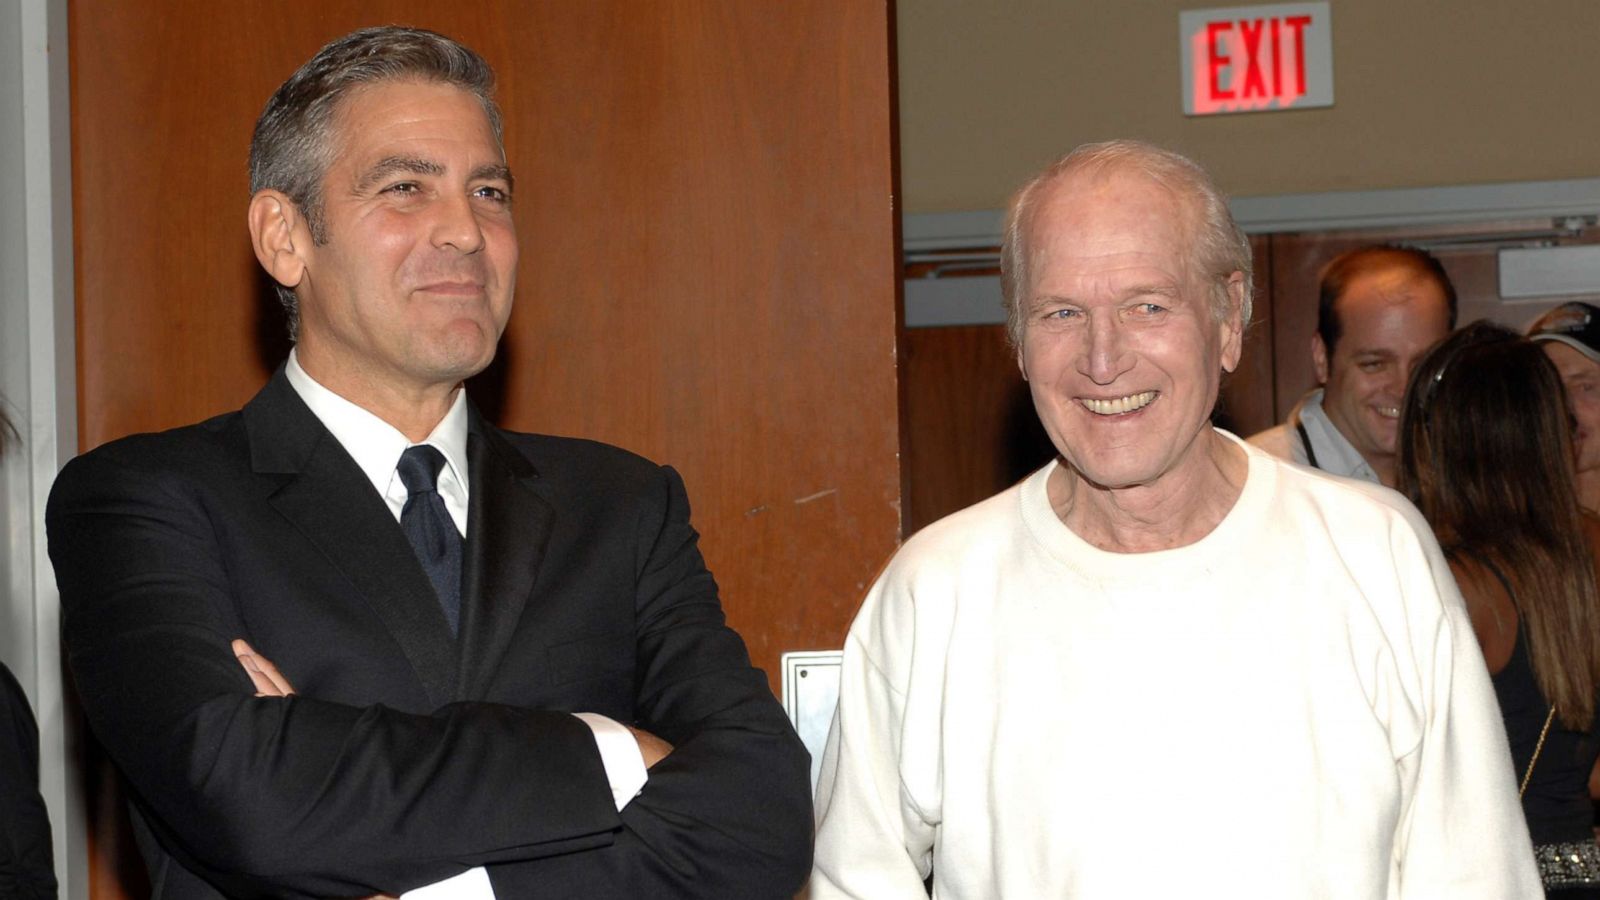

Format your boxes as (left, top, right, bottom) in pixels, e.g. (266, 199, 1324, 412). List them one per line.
(285, 351, 646, 898)
(1247, 388, 1380, 483)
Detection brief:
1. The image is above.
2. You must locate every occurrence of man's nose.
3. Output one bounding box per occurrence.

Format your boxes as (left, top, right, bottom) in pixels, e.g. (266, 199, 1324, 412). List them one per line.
(1079, 313, 1135, 385)
(431, 193, 486, 254)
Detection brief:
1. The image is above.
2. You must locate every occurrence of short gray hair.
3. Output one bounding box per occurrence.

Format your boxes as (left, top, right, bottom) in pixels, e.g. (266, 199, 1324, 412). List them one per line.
(998, 140, 1252, 348)
(248, 26, 503, 339)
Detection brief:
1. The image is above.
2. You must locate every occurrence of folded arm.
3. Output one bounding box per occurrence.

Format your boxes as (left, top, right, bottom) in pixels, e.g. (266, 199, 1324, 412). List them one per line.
(232, 642, 671, 900)
(50, 450, 623, 898)
(52, 448, 810, 898)
(477, 465, 814, 898)
(236, 640, 674, 769)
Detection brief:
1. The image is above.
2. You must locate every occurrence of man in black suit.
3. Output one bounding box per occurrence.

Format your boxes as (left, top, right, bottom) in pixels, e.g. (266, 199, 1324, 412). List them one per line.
(47, 26, 811, 899)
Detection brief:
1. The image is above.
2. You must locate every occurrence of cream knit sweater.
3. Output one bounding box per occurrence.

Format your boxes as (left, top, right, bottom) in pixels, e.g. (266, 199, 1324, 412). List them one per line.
(812, 434, 1540, 899)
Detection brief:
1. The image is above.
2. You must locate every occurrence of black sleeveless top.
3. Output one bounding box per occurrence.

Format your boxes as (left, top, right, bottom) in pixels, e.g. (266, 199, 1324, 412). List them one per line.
(1484, 564, 1600, 844)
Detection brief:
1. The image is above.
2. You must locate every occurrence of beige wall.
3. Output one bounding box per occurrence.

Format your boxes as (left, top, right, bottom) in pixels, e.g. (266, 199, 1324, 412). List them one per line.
(898, 0, 1600, 212)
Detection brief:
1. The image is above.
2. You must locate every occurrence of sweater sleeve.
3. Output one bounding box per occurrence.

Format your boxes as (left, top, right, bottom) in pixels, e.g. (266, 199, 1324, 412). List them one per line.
(810, 574, 938, 898)
(1387, 512, 1543, 898)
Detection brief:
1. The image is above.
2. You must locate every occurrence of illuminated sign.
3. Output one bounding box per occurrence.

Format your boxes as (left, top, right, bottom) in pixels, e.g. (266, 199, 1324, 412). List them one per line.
(1180, 2, 1333, 116)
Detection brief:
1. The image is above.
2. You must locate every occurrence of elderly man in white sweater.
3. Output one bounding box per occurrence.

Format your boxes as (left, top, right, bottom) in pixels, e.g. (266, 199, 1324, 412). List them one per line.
(810, 141, 1541, 899)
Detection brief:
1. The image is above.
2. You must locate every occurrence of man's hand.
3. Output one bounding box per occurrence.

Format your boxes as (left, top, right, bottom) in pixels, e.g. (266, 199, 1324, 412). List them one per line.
(627, 726, 673, 768)
(232, 643, 401, 899)
(231, 639, 296, 696)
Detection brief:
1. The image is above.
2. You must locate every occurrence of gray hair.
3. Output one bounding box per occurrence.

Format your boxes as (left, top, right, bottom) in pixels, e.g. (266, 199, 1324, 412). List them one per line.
(248, 26, 503, 340)
(998, 140, 1252, 348)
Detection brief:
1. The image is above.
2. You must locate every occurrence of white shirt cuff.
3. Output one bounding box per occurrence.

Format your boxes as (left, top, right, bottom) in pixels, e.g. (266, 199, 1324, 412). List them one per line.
(574, 712, 648, 811)
(400, 866, 495, 899)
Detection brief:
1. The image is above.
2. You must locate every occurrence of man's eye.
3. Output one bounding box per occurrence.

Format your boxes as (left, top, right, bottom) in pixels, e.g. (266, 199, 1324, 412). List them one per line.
(473, 185, 511, 204)
(1133, 303, 1167, 316)
(1358, 360, 1385, 372)
(1045, 308, 1081, 320)
(383, 182, 421, 195)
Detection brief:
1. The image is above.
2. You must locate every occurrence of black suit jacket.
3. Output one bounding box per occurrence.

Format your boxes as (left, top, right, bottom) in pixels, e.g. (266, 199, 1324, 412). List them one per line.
(47, 369, 812, 899)
(0, 661, 56, 898)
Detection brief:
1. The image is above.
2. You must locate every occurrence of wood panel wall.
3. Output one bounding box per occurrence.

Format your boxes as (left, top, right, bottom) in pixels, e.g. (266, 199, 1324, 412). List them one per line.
(901, 324, 1051, 534)
(71, 3, 899, 896)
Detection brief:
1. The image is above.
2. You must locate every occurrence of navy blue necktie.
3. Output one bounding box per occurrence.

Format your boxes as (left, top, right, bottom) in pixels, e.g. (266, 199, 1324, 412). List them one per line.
(397, 445, 462, 636)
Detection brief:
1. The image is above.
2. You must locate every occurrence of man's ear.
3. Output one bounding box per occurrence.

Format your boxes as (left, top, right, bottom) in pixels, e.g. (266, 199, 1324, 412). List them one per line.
(1219, 272, 1246, 374)
(247, 190, 308, 290)
(1311, 333, 1330, 384)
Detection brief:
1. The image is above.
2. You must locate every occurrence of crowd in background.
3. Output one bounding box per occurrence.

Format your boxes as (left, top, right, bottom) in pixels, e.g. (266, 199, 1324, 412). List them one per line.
(1245, 244, 1600, 897)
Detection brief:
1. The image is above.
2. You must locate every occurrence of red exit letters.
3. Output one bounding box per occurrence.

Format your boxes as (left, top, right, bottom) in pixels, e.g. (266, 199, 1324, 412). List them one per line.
(1183, 3, 1331, 116)
(1207, 15, 1311, 102)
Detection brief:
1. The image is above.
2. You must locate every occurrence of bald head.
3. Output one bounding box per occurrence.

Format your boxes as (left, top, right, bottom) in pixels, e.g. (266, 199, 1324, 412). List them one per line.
(1316, 246, 1457, 358)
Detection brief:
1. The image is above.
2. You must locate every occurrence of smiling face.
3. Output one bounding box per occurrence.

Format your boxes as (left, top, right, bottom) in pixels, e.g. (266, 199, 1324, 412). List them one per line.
(291, 78, 518, 401)
(1542, 341, 1600, 479)
(1015, 169, 1243, 492)
(1313, 268, 1451, 481)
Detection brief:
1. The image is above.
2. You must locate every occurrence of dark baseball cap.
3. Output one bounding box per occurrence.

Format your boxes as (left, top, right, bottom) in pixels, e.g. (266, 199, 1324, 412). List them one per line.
(1528, 302, 1600, 363)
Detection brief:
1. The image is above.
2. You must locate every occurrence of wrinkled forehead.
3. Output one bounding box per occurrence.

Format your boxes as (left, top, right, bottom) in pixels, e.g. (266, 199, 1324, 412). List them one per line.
(327, 77, 505, 161)
(1023, 169, 1202, 278)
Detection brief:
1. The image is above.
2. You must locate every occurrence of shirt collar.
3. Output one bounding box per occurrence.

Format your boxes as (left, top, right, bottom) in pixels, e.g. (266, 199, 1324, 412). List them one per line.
(1293, 389, 1379, 483)
(284, 349, 470, 499)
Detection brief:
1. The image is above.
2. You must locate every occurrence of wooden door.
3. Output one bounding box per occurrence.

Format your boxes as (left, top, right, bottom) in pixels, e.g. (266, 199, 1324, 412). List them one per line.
(71, 3, 899, 896)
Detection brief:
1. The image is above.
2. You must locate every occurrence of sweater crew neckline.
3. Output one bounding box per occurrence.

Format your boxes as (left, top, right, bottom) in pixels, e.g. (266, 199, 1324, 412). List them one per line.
(1018, 429, 1277, 582)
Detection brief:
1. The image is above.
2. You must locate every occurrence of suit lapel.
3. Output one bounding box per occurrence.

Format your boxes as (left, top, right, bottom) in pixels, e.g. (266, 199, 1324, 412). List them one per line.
(244, 370, 459, 708)
(456, 412, 554, 699)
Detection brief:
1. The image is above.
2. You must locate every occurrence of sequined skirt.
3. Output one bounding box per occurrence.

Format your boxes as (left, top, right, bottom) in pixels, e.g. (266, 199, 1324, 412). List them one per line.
(1536, 840, 1600, 890)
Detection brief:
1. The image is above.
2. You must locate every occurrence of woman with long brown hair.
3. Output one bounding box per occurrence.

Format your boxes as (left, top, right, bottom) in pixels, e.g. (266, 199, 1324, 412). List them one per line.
(1398, 320, 1600, 897)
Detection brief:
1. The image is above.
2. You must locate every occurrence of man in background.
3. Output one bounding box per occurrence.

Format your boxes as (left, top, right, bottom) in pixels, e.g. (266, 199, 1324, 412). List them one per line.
(48, 26, 809, 899)
(1528, 301, 1600, 513)
(1250, 245, 1455, 485)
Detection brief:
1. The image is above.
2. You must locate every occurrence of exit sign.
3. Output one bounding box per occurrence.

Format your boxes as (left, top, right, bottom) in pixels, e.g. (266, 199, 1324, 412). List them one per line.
(1180, 2, 1333, 116)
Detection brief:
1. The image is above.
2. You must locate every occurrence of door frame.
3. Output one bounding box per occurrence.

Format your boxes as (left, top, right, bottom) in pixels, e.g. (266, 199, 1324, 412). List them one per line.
(3, 0, 84, 898)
